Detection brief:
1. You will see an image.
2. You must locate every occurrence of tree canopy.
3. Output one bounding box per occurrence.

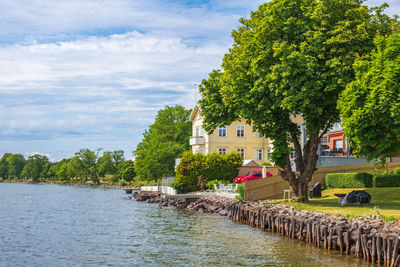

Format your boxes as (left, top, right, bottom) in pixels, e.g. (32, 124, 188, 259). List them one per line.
(134, 105, 192, 180)
(339, 32, 400, 161)
(199, 0, 395, 199)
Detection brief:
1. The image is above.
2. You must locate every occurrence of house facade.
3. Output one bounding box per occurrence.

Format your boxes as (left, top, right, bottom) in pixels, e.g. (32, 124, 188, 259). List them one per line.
(189, 105, 272, 164)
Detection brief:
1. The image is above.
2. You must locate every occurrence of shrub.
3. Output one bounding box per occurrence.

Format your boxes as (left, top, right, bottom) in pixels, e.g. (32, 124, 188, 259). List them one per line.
(236, 184, 244, 201)
(393, 168, 400, 175)
(170, 181, 188, 194)
(118, 179, 127, 186)
(175, 151, 243, 192)
(325, 173, 373, 188)
(373, 174, 400, 187)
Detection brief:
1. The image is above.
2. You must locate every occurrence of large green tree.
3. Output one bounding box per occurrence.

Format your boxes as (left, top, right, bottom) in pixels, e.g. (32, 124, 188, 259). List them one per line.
(339, 32, 400, 161)
(21, 154, 49, 182)
(70, 148, 101, 184)
(0, 153, 11, 179)
(7, 154, 26, 178)
(134, 105, 191, 180)
(199, 0, 395, 199)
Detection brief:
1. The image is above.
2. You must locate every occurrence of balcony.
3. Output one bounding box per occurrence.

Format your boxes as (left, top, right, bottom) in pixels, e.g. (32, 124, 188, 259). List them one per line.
(190, 136, 205, 145)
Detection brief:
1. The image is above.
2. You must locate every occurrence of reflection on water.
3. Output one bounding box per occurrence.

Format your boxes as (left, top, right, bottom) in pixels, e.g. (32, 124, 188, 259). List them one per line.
(0, 183, 372, 266)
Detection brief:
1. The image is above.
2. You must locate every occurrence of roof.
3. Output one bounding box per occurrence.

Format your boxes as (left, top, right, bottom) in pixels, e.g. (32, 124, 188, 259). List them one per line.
(242, 160, 261, 167)
(189, 104, 200, 121)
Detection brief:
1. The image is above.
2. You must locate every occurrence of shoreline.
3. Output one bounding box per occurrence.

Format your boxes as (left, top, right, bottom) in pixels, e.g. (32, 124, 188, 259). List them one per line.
(0, 180, 139, 190)
(134, 191, 400, 266)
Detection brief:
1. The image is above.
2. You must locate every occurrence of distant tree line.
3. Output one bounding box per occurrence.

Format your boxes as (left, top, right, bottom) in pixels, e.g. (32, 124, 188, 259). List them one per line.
(0, 149, 135, 184)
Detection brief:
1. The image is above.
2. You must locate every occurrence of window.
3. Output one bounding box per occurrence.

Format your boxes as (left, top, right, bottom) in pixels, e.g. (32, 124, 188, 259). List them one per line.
(267, 148, 272, 161)
(194, 148, 199, 154)
(255, 149, 263, 161)
(200, 148, 205, 154)
(236, 125, 245, 137)
(195, 126, 200, 137)
(218, 148, 227, 154)
(335, 139, 343, 149)
(200, 127, 204, 137)
(236, 148, 245, 159)
(218, 126, 227, 137)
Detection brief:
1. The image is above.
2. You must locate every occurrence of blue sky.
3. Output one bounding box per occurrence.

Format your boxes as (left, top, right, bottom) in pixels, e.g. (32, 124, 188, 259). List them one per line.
(0, 0, 399, 161)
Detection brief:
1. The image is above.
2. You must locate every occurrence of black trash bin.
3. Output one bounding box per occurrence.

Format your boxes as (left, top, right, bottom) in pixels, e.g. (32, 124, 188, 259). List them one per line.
(309, 182, 322, 198)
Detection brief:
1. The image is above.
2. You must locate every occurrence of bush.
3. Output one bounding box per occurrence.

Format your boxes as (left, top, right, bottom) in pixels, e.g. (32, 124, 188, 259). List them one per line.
(236, 184, 244, 201)
(119, 179, 127, 186)
(175, 151, 243, 192)
(393, 168, 400, 175)
(170, 181, 188, 194)
(325, 173, 373, 188)
(373, 174, 400, 187)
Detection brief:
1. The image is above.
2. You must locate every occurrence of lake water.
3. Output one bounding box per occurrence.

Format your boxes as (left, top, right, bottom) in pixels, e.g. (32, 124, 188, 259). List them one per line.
(0, 183, 373, 266)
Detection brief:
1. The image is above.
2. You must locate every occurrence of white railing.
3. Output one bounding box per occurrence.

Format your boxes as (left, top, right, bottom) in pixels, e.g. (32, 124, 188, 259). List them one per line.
(140, 186, 177, 195)
(189, 137, 205, 145)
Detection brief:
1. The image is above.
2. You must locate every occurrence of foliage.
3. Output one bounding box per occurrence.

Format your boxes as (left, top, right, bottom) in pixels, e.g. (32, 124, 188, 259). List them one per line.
(118, 179, 127, 187)
(97, 152, 116, 177)
(70, 148, 101, 184)
(236, 184, 244, 201)
(21, 154, 50, 182)
(169, 181, 187, 194)
(7, 154, 26, 178)
(134, 105, 192, 181)
(325, 173, 373, 188)
(0, 153, 11, 178)
(373, 174, 400, 187)
(122, 166, 136, 182)
(198, 0, 395, 199)
(175, 151, 243, 192)
(339, 32, 400, 161)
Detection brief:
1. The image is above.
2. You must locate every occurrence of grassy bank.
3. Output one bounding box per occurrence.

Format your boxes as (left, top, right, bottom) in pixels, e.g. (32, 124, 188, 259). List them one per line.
(267, 187, 400, 220)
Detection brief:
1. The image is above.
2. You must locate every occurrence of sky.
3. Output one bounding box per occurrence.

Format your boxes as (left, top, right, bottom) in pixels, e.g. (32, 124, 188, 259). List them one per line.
(0, 0, 399, 162)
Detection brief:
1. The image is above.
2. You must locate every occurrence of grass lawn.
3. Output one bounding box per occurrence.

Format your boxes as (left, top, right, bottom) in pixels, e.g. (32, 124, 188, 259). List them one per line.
(270, 187, 400, 220)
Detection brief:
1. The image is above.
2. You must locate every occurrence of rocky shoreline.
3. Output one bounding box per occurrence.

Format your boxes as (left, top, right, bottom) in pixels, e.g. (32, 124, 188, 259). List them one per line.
(134, 192, 400, 266)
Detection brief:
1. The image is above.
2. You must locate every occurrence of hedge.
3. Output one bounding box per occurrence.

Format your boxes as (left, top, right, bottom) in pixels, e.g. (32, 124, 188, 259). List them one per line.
(325, 173, 373, 188)
(373, 174, 400, 187)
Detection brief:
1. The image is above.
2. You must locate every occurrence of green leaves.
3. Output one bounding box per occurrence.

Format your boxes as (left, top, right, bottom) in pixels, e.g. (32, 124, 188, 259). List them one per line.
(133, 105, 192, 180)
(339, 32, 400, 161)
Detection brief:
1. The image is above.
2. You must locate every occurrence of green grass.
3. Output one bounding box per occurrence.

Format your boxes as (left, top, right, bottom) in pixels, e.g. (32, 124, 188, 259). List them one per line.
(267, 187, 400, 219)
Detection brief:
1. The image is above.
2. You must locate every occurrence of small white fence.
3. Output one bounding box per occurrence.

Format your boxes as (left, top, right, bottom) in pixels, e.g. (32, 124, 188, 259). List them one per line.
(140, 186, 177, 195)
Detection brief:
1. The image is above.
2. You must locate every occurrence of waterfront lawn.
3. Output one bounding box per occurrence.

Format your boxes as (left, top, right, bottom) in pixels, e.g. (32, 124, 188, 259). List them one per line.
(271, 188, 400, 220)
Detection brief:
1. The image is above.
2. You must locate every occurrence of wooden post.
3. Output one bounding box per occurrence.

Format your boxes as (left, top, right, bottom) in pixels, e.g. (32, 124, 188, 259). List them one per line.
(378, 236, 383, 265)
(391, 236, 399, 267)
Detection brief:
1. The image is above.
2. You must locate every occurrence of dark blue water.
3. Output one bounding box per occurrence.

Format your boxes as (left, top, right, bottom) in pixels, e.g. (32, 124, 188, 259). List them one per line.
(0, 183, 372, 266)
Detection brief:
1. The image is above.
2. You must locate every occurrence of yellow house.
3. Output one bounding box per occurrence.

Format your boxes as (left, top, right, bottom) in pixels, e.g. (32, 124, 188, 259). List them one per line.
(189, 105, 272, 164)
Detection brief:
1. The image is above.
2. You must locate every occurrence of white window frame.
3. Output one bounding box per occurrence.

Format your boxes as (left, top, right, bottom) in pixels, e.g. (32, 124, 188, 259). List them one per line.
(200, 127, 204, 137)
(194, 148, 199, 154)
(236, 148, 245, 159)
(255, 148, 263, 161)
(200, 148, 205, 154)
(236, 125, 245, 137)
(218, 148, 227, 155)
(218, 126, 227, 137)
(195, 126, 200, 137)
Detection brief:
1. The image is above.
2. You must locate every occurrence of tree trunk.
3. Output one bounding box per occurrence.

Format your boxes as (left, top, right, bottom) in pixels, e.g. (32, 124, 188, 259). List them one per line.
(279, 132, 320, 201)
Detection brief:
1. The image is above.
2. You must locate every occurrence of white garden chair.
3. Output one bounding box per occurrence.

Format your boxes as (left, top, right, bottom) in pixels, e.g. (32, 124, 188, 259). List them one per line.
(213, 183, 219, 192)
(219, 184, 226, 193)
(226, 184, 233, 193)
